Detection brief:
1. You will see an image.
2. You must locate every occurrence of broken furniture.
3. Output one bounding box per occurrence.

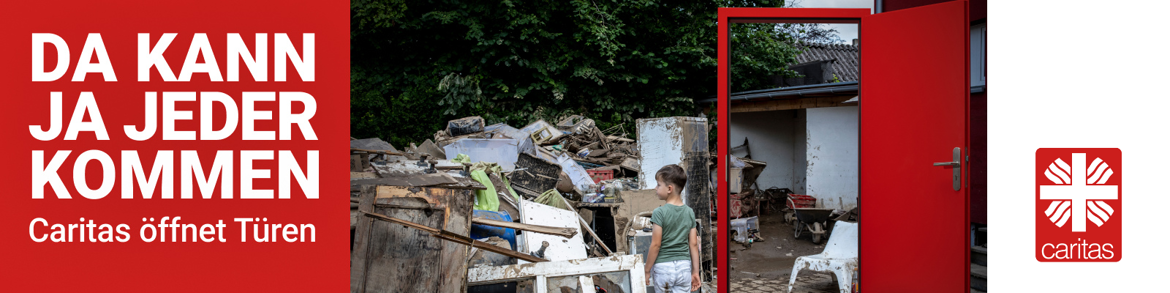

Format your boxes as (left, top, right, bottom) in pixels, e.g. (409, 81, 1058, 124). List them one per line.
(788, 221, 858, 293)
(351, 176, 544, 293)
(518, 200, 588, 262)
(508, 153, 562, 199)
(350, 183, 482, 293)
(467, 254, 648, 293)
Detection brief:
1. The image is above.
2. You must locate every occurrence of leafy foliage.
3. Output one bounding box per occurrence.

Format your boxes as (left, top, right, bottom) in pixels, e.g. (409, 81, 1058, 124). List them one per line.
(350, 0, 824, 147)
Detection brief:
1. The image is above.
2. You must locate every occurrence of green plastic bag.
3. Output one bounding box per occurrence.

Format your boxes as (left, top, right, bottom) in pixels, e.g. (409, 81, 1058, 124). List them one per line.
(455, 154, 521, 210)
(469, 168, 499, 211)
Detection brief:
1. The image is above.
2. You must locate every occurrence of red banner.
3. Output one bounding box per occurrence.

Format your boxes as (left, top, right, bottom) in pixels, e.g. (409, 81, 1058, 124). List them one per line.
(0, 0, 350, 291)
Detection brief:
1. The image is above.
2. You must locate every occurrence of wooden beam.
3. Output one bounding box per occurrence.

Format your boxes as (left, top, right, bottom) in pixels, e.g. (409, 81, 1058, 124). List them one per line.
(472, 218, 579, 239)
(364, 211, 548, 263)
(606, 135, 635, 143)
(351, 148, 407, 156)
(729, 96, 856, 113)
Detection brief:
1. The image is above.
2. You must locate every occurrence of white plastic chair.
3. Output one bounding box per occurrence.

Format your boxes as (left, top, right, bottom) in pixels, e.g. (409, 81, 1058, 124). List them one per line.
(788, 221, 858, 293)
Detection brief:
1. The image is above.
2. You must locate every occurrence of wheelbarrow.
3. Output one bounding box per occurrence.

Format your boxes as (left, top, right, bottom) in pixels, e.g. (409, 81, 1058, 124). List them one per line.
(787, 196, 834, 244)
(783, 194, 817, 225)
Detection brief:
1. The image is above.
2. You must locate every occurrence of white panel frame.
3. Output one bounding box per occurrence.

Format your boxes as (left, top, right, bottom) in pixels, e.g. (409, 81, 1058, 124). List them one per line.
(468, 255, 646, 293)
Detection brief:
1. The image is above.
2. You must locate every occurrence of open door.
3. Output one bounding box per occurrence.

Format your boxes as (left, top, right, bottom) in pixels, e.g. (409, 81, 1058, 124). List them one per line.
(859, 1, 970, 292)
(716, 2, 969, 291)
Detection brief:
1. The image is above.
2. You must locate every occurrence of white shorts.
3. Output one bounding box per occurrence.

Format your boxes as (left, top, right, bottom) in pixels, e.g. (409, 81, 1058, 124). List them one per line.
(651, 259, 692, 293)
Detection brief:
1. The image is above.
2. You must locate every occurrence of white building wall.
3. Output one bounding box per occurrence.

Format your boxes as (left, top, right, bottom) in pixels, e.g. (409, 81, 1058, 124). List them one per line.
(728, 110, 805, 193)
(794, 109, 807, 193)
(805, 105, 859, 210)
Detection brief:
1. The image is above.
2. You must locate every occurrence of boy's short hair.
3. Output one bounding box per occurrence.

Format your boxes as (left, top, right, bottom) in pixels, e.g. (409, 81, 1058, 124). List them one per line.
(655, 164, 688, 191)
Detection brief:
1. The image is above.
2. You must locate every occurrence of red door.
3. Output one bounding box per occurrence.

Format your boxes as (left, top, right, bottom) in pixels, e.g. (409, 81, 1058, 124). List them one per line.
(716, 2, 969, 291)
(859, 1, 970, 292)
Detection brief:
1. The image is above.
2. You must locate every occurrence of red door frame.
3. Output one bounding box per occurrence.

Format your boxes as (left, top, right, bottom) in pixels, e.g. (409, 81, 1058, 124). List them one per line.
(715, 5, 970, 292)
(716, 8, 869, 292)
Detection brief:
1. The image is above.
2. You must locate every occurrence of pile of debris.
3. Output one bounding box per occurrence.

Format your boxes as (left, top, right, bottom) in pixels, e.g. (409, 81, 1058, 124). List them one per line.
(350, 115, 713, 293)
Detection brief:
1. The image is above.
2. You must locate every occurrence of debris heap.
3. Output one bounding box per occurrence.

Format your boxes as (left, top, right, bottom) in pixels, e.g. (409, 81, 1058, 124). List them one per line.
(349, 115, 714, 293)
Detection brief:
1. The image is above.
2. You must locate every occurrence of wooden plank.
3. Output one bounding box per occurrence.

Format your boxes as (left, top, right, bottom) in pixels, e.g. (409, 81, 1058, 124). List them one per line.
(367, 211, 547, 263)
(427, 187, 474, 293)
(576, 202, 623, 208)
(349, 185, 376, 292)
(351, 172, 378, 180)
(351, 148, 407, 156)
(606, 135, 635, 143)
(472, 218, 578, 238)
(363, 211, 437, 233)
(349, 173, 459, 188)
(434, 233, 548, 263)
(729, 96, 856, 113)
(376, 185, 450, 230)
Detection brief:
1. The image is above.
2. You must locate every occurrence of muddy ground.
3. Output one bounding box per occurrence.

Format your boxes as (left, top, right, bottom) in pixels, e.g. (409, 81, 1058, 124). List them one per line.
(727, 211, 841, 293)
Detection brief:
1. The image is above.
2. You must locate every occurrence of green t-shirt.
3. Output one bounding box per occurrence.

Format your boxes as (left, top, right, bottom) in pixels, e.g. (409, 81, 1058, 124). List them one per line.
(650, 203, 696, 264)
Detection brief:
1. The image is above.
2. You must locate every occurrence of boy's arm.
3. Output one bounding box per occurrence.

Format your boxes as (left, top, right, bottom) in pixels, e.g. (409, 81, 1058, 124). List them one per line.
(689, 227, 701, 291)
(645, 224, 663, 278)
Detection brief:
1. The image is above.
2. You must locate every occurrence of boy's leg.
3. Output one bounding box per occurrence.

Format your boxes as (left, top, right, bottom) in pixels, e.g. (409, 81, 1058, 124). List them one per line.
(651, 261, 669, 293)
(673, 260, 692, 293)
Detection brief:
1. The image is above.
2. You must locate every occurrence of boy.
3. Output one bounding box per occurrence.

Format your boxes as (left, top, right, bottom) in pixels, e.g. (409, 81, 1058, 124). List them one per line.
(644, 164, 701, 292)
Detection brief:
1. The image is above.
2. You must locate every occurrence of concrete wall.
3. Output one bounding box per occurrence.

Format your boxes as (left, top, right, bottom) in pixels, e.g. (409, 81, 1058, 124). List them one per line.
(728, 110, 805, 193)
(805, 105, 859, 210)
(794, 110, 807, 193)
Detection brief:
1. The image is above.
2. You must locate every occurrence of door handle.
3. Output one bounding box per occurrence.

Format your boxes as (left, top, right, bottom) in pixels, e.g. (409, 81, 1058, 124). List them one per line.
(933, 147, 961, 191)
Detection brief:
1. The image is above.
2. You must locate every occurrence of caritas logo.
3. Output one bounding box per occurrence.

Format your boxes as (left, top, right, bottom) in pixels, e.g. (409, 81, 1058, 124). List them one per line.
(1035, 148, 1121, 262)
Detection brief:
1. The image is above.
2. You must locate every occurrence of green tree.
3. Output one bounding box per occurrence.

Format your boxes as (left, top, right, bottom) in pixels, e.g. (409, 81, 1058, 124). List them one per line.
(351, 0, 804, 146)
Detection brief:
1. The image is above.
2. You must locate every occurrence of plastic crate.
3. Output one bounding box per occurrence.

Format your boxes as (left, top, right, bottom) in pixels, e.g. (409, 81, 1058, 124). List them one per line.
(510, 153, 562, 197)
(587, 169, 614, 183)
(786, 194, 817, 209)
(516, 153, 561, 176)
